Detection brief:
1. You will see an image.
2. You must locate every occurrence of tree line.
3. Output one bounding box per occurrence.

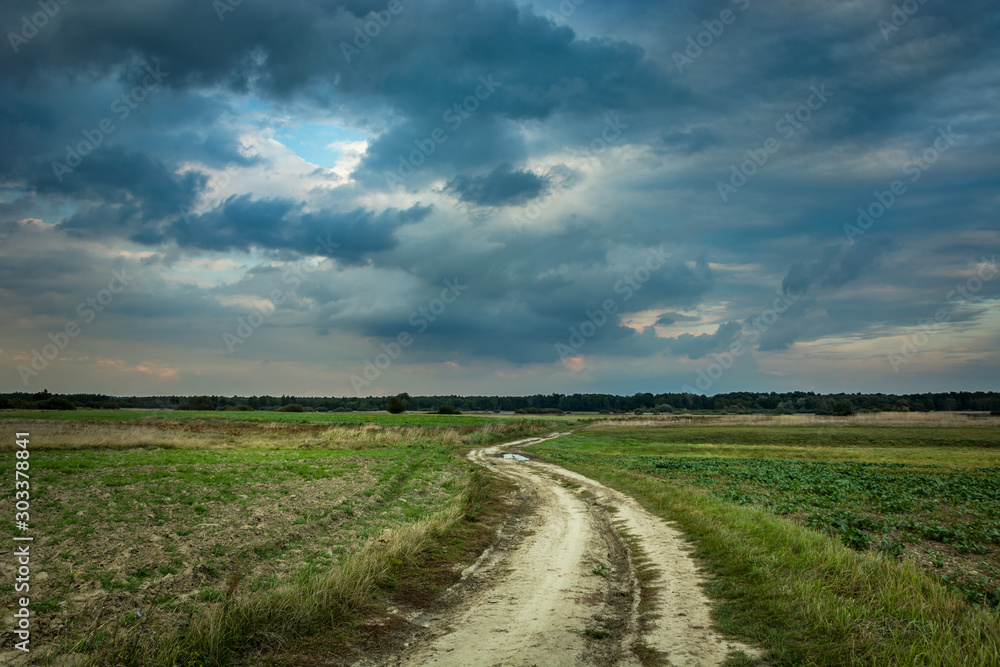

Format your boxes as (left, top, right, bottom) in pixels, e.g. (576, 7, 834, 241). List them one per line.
(2, 389, 999, 414)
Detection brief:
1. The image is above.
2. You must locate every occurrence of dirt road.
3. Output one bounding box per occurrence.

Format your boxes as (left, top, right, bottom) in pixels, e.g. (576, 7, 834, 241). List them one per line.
(376, 434, 757, 666)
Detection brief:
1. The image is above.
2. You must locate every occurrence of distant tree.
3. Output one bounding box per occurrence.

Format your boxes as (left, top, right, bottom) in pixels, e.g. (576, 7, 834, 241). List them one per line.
(832, 401, 854, 416)
(514, 407, 563, 415)
(279, 403, 304, 412)
(36, 397, 76, 411)
(386, 396, 406, 414)
(437, 404, 460, 415)
(177, 396, 217, 410)
(101, 401, 120, 410)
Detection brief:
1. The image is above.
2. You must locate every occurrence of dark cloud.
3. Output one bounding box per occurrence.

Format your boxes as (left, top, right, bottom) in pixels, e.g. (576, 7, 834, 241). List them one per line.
(659, 127, 720, 155)
(48, 148, 207, 234)
(782, 239, 897, 296)
(0, 196, 35, 224)
(655, 311, 699, 326)
(665, 321, 741, 359)
(0, 0, 997, 394)
(162, 196, 431, 262)
(444, 164, 550, 207)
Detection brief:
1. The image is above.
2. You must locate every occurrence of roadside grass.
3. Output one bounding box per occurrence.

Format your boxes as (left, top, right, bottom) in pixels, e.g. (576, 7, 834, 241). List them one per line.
(532, 423, 1000, 666)
(245, 467, 517, 665)
(613, 526, 664, 667)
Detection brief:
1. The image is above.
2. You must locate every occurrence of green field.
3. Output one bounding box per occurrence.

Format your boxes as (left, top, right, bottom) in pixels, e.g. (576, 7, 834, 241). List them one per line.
(0, 413, 546, 665)
(9, 409, 1000, 665)
(531, 414, 1000, 666)
(3, 445, 455, 615)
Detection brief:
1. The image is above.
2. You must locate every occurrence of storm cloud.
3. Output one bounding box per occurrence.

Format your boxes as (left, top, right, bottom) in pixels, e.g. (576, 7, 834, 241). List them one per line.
(0, 0, 996, 396)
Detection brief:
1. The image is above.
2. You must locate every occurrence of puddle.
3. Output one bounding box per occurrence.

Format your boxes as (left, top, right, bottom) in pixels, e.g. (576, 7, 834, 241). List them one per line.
(501, 453, 530, 461)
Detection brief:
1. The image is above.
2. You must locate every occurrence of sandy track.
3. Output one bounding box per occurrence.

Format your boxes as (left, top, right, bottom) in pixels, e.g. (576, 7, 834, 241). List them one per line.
(376, 434, 756, 666)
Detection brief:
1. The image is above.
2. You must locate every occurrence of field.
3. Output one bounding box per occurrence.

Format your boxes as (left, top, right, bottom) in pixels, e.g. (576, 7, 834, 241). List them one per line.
(530, 413, 1000, 665)
(6, 409, 1000, 665)
(0, 413, 548, 665)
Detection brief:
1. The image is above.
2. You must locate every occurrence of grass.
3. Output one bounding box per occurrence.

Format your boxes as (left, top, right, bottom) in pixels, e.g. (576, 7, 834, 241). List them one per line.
(72, 467, 502, 666)
(3, 413, 546, 665)
(249, 466, 517, 665)
(531, 420, 1000, 666)
(0, 417, 547, 453)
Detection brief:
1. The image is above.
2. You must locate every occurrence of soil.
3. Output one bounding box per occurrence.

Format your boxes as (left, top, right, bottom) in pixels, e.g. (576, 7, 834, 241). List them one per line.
(363, 434, 759, 666)
(3, 433, 760, 665)
(0, 456, 449, 664)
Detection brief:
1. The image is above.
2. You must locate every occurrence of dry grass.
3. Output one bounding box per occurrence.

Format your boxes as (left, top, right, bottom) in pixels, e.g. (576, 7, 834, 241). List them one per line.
(2, 419, 535, 452)
(311, 425, 464, 449)
(4, 421, 210, 449)
(592, 412, 999, 429)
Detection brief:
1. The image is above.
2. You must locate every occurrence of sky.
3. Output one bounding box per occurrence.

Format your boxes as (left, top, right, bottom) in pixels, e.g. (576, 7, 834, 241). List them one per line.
(0, 0, 997, 398)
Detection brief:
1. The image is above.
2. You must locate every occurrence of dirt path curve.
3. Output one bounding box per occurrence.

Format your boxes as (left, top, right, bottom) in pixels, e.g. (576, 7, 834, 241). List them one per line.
(378, 433, 757, 666)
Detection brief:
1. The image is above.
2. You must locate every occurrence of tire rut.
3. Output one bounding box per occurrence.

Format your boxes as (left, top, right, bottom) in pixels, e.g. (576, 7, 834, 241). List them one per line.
(367, 434, 758, 667)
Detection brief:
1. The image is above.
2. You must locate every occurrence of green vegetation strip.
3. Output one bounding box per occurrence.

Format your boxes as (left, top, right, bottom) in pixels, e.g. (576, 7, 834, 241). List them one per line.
(532, 431, 1000, 666)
